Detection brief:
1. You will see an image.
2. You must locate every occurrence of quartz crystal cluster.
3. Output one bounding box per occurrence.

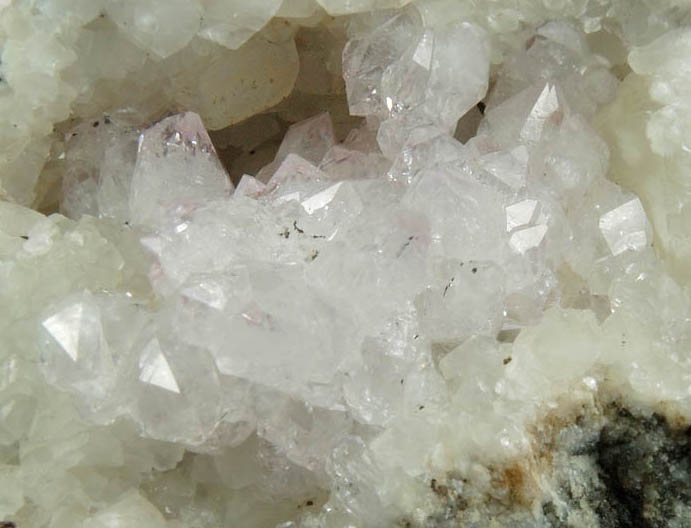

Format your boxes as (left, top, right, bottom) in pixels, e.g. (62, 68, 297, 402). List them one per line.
(0, 0, 690, 527)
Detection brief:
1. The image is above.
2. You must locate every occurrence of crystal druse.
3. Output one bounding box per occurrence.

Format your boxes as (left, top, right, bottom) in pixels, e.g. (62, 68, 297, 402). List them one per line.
(0, 0, 690, 527)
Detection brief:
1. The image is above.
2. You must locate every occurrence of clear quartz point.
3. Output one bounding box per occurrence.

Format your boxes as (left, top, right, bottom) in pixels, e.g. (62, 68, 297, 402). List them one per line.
(129, 112, 232, 229)
(599, 198, 650, 256)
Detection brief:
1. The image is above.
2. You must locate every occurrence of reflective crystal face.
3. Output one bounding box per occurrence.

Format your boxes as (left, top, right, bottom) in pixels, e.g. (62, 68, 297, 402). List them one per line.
(477, 146, 529, 189)
(343, 9, 424, 117)
(599, 198, 651, 256)
(506, 199, 539, 232)
(129, 112, 233, 228)
(520, 83, 562, 142)
(509, 223, 549, 254)
(39, 292, 114, 403)
(130, 331, 223, 447)
(3, 1, 691, 527)
(137, 338, 180, 394)
(43, 302, 89, 363)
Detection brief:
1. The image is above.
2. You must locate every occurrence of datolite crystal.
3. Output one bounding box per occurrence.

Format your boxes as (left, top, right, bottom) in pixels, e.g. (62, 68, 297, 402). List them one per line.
(0, 1, 690, 527)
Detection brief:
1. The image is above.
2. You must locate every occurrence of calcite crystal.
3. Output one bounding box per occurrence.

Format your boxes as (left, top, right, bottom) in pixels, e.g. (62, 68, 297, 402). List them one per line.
(0, 1, 690, 527)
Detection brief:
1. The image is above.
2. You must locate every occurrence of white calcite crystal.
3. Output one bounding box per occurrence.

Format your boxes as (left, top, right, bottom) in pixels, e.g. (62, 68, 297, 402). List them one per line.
(598, 197, 651, 256)
(1, 1, 691, 528)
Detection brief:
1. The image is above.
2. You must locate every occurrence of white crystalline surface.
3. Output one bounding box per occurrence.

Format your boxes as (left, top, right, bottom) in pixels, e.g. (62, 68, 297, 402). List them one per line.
(598, 198, 650, 256)
(1, 1, 691, 528)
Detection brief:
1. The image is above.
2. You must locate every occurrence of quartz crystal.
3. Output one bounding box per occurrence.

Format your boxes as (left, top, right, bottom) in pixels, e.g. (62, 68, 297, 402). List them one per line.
(129, 112, 233, 228)
(0, 1, 690, 527)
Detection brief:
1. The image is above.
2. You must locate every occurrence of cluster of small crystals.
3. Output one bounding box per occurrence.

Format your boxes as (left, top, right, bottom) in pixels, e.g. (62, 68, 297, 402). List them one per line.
(1, 0, 691, 527)
(0, 0, 683, 207)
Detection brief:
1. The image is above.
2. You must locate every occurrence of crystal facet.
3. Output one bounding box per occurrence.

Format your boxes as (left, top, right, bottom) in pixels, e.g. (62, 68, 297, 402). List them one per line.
(2, 2, 691, 527)
(130, 112, 232, 228)
(599, 198, 650, 256)
(39, 293, 114, 403)
(137, 338, 180, 394)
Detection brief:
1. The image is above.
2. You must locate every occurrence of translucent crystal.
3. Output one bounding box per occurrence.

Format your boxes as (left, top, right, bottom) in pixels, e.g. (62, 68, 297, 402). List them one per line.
(320, 145, 390, 181)
(234, 175, 268, 199)
(342, 342, 406, 426)
(257, 113, 336, 183)
(476, 145, 529, 189)
(259, 396, 352, 476)
(3, 2, 691, 527)
(325, 437, 388, 520)
(403, 163, 506, 261)
(129, 331, 223, 448)
(208, 276, 356, 406)
(507, 308, 603, 396)
(521, 83, 562, 142)
(267, 154, 326, 200)
(509, 224, 548, 254)
(506, 199, 539, 232)
(419, 22, 490, 129)
(137, 338, 180, 394)
(388, 128, 466, 183)
(285, 112, 336, 158)
(379, 29, 433, 116)
(415, 260, 505, 341)
(343, 12, 488, 135)
(343, 9, 423, 117)
(59, 116, 140, 222)
(180, 275, 232, 311)
(129, 112, 232, 228)
(300, 180, 363, 238)
(38, 292, 114, 404)
(598, 198, 650, 256)
(480, 82, 566, 148)
(301, 182, 345, 214)
(96, 135, 140, 223)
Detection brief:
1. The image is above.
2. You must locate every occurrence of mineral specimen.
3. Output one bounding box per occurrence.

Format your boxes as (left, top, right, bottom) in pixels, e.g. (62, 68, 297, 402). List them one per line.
(0, 0, 690, 527)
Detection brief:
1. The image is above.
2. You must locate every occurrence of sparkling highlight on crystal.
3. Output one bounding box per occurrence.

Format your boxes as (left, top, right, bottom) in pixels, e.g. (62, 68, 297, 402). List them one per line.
(0, 1, 689, 527)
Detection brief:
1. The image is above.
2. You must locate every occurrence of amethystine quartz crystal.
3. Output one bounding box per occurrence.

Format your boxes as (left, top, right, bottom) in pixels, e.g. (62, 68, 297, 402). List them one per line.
(1, 1, 691, 527)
